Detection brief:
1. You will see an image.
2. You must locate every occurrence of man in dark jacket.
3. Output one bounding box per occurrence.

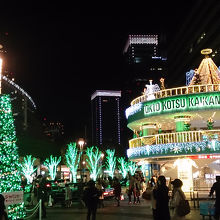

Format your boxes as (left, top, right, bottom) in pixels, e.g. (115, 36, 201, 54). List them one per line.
(83, 180, 101, 220)
(209, 176, 220, 220)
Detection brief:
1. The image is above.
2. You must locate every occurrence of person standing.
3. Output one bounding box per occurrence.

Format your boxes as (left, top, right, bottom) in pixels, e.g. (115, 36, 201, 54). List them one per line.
(209, 176, 220, 220)
(128, 174, 136, 204)
(65, 183, 72, 208)
(171, 178, 187, 220)
(112, 177, 121, 206)
(83, 180, 101, 220)
(0, 194, 8, 220)
(96, 178, 104, 208)
(36, 175, 48, 218)
(153, 175, 170, 220)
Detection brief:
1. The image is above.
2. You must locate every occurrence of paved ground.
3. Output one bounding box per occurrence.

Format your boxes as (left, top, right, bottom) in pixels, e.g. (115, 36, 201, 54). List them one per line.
(35, 198, 203, 220)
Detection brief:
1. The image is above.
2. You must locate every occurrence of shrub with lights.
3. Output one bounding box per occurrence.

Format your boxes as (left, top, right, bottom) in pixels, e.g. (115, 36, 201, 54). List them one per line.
(0, 95, 25, 219)
(65, 142, 82, 183)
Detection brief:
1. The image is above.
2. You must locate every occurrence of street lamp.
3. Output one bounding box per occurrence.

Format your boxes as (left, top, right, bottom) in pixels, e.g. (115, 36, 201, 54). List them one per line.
(78, 138, 85, 181)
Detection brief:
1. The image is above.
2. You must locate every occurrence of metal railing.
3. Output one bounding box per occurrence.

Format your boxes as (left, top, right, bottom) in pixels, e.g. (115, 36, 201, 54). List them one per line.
(129, 130, 220, 148)
(131, 84, 220, 106)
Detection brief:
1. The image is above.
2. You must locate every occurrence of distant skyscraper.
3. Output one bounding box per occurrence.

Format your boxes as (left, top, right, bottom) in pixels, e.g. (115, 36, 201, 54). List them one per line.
(91, 90, 121, 149)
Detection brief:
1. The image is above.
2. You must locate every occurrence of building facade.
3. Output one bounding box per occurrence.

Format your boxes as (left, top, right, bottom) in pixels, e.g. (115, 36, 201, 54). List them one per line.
(91, 90, 121, 150)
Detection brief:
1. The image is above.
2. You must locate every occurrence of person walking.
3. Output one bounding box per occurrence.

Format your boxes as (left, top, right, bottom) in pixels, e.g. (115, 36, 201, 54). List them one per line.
(170, 178, 187, 220)
(209, 176, 220, 220)
(135, 176, 141, 204)
(153, 175, 170, 220)
(36, 175, 48, 218)
(83, 180, 101, 220)
(0, 194, 8, 220)
(112, 177, 121, 206)
(65, 183, 72, 208)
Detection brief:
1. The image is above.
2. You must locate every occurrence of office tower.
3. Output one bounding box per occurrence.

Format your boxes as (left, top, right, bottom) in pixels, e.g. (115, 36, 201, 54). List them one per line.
(123, 34, 167, 100)
(91, 90, 121, 149)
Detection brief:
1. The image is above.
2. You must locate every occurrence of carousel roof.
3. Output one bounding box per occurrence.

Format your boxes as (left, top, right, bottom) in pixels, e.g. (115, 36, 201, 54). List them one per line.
(189, 49, 220, 85)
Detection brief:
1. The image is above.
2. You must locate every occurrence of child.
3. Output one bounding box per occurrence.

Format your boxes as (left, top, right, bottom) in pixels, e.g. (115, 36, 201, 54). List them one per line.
(65, 184, 72, 207)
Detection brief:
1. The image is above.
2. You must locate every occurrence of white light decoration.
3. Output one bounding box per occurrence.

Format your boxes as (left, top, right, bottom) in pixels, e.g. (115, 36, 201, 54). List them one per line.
(173, 158, 198, 192)
(3, 76, 36, 109)
(145, 80, 160, 101)
(125, 103, 142, 119)
(21, 155, 37, 184)
(44, 155, 61, 180)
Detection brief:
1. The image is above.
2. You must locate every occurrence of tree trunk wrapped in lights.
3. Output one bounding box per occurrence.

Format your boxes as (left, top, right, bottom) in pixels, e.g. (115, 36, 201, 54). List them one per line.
(21, 155, 37, 184)
(105, 149, 116, 178)
(65, 142, 82, 183)
(117, 157, 128, 179)
(44, 155, 61, 180)
(85, 146, 102, 181)
(0, 95, 25, 219)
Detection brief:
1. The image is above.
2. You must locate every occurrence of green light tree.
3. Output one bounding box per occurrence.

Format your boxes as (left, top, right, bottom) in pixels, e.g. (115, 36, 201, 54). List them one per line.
(128, 161, 138, 175)
(118, 157, 129, 179)
(85, 146, 102, 181)
(21, 155, 37, 184)
(65, 142, 82, 183)
(44, 155, 61, 180)
(0, 95, 25, 219)
(105, 149, 116, 178)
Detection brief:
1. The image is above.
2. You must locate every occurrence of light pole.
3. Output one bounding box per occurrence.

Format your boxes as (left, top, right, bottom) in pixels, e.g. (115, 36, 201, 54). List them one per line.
(78, 138, 85, 181)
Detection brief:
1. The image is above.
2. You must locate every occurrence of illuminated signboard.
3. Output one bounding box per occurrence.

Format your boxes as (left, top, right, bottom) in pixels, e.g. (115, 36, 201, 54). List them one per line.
(126, 92, 220, 123)
(144, 93, 220, 115)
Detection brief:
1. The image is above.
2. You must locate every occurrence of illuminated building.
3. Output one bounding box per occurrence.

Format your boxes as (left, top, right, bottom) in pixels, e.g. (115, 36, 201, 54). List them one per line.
(123, 34, 167, 99)
(126, 49, 220, 191)
(91, 90, 121, 149)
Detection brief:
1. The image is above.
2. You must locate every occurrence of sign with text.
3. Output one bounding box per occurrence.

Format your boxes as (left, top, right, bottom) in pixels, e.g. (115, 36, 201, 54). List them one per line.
(144, 93, 220, 116)
(2, 191, 23, 205)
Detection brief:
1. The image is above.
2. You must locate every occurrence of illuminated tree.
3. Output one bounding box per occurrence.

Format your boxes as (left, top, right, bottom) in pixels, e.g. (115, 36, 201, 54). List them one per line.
(105, 149, 116, 178)
(65, 142, 82, 183)
(118, 157, 129, 179)
(128, 161, 138, 175)
(0, 95, 25, 219)
(44, 155, 61, 180)
(85, 146, 102, 181)
(21, 155, 37, 184)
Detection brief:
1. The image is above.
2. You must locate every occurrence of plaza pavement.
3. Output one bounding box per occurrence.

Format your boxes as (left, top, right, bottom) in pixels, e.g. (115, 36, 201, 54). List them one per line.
(43, 198, 202, 220)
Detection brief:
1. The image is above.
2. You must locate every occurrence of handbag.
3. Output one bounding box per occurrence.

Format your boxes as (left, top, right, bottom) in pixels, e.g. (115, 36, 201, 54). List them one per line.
(176, 191, 190, 217)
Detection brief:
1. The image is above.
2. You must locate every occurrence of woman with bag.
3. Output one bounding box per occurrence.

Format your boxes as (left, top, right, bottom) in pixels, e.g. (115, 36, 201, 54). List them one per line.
(171, 179, 190, 220)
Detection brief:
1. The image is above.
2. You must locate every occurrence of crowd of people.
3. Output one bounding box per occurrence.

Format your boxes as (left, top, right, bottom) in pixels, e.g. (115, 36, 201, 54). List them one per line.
(2, 172, 220, 220)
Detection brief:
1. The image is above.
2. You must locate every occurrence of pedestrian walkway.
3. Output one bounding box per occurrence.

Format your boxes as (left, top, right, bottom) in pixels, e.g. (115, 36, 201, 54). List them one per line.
(45, 198, 202, 220)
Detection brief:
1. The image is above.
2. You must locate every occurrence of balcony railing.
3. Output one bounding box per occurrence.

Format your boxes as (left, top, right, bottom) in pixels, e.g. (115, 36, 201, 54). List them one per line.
(129, 130, 220, 148)
(131, 84, 220, 106)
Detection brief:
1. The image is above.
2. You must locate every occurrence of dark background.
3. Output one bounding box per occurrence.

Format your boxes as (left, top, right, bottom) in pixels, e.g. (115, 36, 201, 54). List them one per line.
(0, 2, 195, 142)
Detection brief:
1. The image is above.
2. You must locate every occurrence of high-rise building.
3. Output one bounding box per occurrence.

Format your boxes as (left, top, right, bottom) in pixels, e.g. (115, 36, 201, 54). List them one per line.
(123, 34, 167, 100)
(91, 90, 121, 150)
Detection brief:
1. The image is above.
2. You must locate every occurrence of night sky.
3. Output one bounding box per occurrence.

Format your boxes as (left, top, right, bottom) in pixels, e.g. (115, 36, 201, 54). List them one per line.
(0, 2, 194, 140)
